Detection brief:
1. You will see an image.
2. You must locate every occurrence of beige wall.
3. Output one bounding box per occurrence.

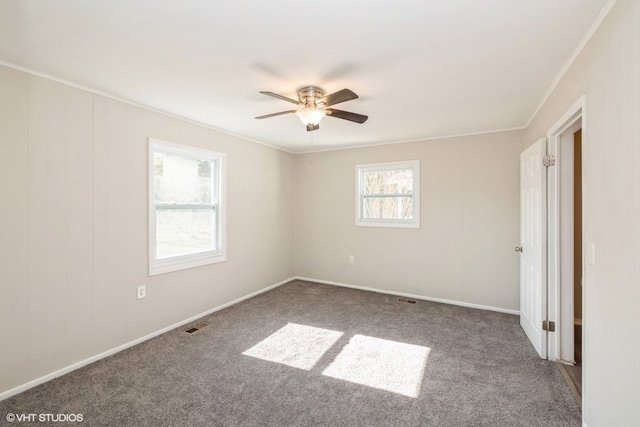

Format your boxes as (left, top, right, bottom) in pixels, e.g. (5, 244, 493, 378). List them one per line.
(295, 130, 523, 312)
(525, 0, 640, 424)
(0, 66, 295, 396)
(3, 3, 639, 423)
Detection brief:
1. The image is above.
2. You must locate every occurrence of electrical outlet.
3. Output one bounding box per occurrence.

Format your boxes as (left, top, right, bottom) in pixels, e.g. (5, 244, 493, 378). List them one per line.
(349, 255, 355, 264)
(137, 285, 146, 299)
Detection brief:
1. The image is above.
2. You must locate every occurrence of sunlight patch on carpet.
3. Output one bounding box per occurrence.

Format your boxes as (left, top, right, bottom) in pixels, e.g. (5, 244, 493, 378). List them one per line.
(242, 323, 344, 370)
(321, 334, 430, 398)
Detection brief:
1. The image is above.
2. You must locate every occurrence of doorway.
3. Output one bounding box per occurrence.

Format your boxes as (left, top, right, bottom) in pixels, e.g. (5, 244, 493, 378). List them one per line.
(557, 128, 583, 401)
(573, 128, 583, 373)
(519, 96, 585, 406)
(546, 96, 585, 405)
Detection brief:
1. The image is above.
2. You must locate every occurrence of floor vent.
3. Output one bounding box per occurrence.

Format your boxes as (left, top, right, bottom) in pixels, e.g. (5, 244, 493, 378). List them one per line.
(185, 323, 209, 334)
(397, 297, 417, 304)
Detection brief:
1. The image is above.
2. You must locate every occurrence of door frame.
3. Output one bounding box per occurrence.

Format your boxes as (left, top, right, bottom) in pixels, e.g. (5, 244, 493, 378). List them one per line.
(546, 95, 585, 364)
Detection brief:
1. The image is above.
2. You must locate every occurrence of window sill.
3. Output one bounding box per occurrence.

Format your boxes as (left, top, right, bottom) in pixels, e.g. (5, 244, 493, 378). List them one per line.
(356, 220, 420, 229)
(149, 251, 226, 276)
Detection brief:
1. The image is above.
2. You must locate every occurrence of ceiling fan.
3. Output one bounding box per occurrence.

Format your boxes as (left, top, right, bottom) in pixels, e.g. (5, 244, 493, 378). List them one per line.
(255, 86, 368, 132)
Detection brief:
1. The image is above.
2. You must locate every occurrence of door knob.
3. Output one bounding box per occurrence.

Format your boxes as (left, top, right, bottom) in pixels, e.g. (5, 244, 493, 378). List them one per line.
(515, 246, 523, 252)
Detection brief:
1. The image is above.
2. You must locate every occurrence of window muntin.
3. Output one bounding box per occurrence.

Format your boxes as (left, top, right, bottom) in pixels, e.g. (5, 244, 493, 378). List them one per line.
(356, 161, 420, 228)
(149, 139, 226, 275)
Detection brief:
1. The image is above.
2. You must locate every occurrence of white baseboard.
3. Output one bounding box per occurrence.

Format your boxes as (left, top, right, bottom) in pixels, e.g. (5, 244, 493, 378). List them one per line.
(1, 275, 518, 401)
(0, 276, 295, 402)
(295, 276, 520, 315)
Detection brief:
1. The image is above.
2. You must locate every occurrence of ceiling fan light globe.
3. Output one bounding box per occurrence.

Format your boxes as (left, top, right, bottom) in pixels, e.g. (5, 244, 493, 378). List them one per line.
(296, 108, 325, 126)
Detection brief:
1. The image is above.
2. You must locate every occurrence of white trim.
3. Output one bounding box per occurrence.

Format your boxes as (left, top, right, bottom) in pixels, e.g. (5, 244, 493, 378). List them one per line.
(302, 126, 525, 154)
(0, 60, 295, 155)
(0, 277, 295, 402)
(547, 96, 586, 138)
(0, 60, 523, 155)
(355, 160, 420, 229)
(148, 138, 227, 276)
(296, 276, 520, 315)
(526, 0, 617, 127)
(546, 96, 585, 363)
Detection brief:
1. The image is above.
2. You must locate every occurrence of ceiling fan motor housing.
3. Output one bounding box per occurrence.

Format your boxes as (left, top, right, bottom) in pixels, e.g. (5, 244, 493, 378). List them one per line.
(298, 86, 325, 108)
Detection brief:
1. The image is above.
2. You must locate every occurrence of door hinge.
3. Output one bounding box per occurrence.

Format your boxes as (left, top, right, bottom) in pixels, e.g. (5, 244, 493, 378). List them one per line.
(542, 320, 556, 332)
(543, 155, 556, 167)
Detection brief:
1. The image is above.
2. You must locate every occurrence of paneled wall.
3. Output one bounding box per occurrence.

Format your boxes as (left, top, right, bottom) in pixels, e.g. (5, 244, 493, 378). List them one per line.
(525, 0, 640, 424)
(295, 130, 523, 312)
(0, 66, 296, 396)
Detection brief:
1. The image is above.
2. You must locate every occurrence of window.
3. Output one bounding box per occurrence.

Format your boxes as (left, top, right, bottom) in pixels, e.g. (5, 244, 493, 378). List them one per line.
(149, 138, 226, 275)
(356, 160, 420, 228)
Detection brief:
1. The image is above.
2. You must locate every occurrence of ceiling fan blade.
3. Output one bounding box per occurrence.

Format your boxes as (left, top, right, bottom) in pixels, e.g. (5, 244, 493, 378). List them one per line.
(326, 108, 368, 124)
(259, 91, 299, 104)
(321, 88, 358, 106)
(306, 124, 319, 132)
(255, 110, 296, 119)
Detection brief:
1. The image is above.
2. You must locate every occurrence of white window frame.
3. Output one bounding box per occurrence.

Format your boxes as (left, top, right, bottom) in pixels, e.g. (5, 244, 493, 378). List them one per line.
(356, 160, 420, 228)
(148, 138, 226, 276)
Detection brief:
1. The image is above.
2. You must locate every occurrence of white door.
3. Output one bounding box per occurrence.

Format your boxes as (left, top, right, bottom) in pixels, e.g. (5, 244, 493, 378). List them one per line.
(519, 138, 547, 358)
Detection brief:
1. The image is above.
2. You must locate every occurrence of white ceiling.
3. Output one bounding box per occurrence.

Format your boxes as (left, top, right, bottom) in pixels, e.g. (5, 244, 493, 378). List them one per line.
(0, 0, 610, 153)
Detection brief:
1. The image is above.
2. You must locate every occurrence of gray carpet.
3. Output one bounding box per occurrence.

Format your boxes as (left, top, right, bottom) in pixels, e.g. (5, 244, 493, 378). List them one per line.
(0, 280, 581, 426)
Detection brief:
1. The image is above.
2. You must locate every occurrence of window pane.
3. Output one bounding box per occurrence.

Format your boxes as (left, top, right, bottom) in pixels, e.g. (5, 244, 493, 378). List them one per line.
(156, 208, 216, 259)
(154, 152, 214, 204)
(363, 168, 413, 195)
(356, 160, 419, 228)
(363, 197, 413, 220)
